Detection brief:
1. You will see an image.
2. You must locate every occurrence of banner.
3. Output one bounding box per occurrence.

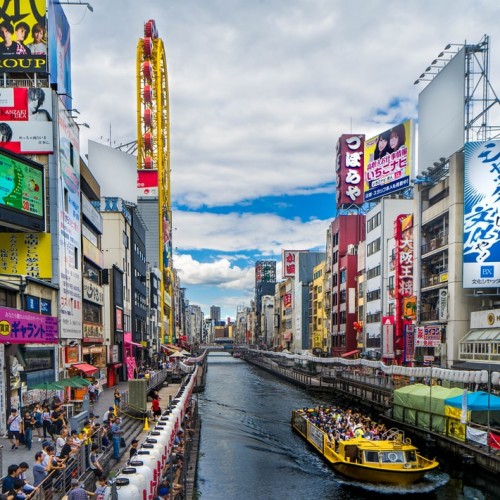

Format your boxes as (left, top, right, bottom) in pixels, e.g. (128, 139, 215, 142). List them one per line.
(467, 427, 488, 446)
(489, 431, 500, 451)
(0, 307, 58, 343)
(445, 405, 470, 421)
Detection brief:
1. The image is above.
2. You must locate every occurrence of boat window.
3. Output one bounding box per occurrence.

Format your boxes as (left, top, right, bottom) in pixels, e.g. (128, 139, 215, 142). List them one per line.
(407, 450, 417, 462)
(364, 451, 379, 463)
(381, 451, 405, 463)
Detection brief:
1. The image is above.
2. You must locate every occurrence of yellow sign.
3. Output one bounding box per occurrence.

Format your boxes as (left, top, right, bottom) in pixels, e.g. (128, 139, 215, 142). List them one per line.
(447, 418, 466, 442)
(0, 233, 52, 277)
(445, 405, 470, 421)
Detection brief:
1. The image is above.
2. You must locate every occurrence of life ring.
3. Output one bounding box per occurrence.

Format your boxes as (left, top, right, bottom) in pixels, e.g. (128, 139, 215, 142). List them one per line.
(404, 463, 411, 469)
(388, 452, 398, 462)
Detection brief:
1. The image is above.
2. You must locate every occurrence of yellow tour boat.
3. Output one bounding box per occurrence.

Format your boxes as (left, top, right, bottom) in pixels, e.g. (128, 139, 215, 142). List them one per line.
(291, 409, 439, 485)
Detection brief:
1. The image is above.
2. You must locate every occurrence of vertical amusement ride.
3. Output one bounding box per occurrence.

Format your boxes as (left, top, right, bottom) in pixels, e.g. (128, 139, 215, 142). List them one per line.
(136, 20, 173, 343)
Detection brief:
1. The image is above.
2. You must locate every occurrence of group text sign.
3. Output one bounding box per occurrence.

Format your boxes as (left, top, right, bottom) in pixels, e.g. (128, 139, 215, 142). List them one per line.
(0, 0, 47, 73)
(463, 141, 500, 288)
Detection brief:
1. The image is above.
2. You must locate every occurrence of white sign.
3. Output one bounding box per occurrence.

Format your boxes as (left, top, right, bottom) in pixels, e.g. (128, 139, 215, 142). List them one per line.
(470, 308, 500, 329)
(438, 288, 448, 322)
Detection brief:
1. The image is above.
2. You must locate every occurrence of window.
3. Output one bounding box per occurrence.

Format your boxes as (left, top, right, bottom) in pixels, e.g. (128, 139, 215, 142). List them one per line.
(0, 287, 16, 308)
(367, 265, 381, 280)
(367, 238, 381, 256)
(366, 289, 381, 302)
(340, 270, 346, 283)
(367, 212, 381, 233)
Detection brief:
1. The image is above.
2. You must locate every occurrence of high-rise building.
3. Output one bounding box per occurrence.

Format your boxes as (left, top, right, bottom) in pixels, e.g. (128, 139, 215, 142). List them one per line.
(210, 305, 221, 322)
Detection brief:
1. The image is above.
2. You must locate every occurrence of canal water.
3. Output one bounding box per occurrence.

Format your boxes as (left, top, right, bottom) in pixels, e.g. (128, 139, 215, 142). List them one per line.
(196, 353, 495, 499)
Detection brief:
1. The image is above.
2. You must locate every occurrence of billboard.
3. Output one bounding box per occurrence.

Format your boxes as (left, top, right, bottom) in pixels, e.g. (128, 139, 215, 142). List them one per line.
(137, 169, 158, 198)
(0, 148, 45, 231)
(48, 0, 71, 108)
(0, 0, 47, 73)
(418, 48, 465, 175)
(364, 119, 413, 201)
(57, 104, 82, 338)
(336, 134, 365, 207)
(463, 140, 500, 287)
(0, 232, 52, 277)
(0, 307, 58, 344)
(282, 250, 307, 279)
(0, 87, 53, 153)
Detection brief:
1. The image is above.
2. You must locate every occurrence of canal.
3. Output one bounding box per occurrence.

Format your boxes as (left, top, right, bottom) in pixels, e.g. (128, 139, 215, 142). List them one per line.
(196, 353, 495, 499)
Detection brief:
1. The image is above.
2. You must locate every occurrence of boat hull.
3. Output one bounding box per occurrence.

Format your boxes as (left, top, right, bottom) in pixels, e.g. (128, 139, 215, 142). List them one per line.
(331, 461, 436, 485)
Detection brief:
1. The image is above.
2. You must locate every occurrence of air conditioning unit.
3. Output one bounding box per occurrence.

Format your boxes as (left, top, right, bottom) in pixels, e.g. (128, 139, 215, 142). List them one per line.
(347, 244, 358, 255)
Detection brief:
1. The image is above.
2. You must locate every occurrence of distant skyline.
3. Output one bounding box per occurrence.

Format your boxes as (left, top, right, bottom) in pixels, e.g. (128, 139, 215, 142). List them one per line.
(64, 1, 500, 320)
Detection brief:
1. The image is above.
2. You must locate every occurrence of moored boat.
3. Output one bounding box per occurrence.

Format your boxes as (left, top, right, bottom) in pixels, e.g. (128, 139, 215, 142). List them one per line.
(291, 409, 439, 485)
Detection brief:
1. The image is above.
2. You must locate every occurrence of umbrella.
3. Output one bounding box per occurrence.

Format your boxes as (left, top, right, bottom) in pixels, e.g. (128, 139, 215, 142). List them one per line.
(30, 380, 64, 390)
(58, 376, 91, 388)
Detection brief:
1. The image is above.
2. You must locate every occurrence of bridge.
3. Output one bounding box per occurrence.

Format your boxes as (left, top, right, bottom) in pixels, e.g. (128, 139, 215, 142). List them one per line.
(200, 340, 247, 354)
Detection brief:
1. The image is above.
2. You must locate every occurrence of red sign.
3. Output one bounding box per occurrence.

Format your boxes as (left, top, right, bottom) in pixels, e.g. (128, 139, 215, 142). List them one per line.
(115, 307, 123, 331)
(283, 293, 292, 308)
(336, 134, 365, 208)
(137, 169, 158, 197)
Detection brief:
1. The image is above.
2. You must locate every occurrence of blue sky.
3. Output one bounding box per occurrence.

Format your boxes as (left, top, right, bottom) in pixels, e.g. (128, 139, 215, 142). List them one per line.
(66, 0, 500, 319)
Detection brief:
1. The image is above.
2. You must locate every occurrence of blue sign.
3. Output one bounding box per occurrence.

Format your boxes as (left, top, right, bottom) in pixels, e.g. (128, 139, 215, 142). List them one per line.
(40, 298, 51, 315)
(463, 141, 500, 288)
(25, 295, 40, 313)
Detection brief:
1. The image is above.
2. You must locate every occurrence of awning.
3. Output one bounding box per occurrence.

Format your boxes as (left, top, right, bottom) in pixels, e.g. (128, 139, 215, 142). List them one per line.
(341, 349, 360, 358)
(460, 328, 500, 342)
(125, 340, 143, 348)
(71, 363, 98, 375)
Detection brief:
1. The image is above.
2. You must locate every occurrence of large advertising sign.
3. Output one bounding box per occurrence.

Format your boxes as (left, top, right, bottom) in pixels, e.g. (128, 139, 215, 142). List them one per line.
(0, 307, 58, 344)
(0, 87, 53, 153)
(415, 325, 441, 347)
(0, 232, 51, 277)
(463, 140, 500, 288)
(282, 250, 307, 279)
(0, 0, 47, 73)
(0, 148, 45, 231)
(48, 0, 71, 108)
(336, 134, 365, 207)
(364, 120, 413, 201)
(57, 104, 82, 338)
(137, 169, 158, 198)
(382, 316, 394, 359)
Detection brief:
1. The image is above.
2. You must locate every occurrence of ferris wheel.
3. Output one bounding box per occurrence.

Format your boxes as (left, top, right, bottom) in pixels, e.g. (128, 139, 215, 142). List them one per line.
(136, 19, 173, 341)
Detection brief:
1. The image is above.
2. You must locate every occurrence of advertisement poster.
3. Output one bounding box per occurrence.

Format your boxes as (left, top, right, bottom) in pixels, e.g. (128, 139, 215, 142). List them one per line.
(137, 169, 158, 197)
(0, 87, 53, 153)
(0, 232, 52, 277)
(0, 148, 45, 216)
(463, 140, 500, 287)
(0, 0, 47, 73)
(364, 120, 413, 201)
(57, 104, 82, 338)
(48, 0, 72, 108)
(0, 307, 58, 343)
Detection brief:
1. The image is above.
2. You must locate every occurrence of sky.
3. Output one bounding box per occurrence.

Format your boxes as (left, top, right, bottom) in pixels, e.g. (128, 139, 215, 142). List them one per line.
(64, 0, 500, 320)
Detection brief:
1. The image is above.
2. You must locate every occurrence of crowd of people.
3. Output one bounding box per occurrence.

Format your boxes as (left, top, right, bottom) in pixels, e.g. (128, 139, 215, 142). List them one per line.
(298, 404, 388, 447)
(2, 393, 124, 499)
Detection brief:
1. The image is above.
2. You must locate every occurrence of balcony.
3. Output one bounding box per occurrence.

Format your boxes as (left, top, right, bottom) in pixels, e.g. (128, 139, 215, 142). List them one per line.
(421, 271, 448, 289)
(421, 233, 448, 255)
(420, 310, 439, 322)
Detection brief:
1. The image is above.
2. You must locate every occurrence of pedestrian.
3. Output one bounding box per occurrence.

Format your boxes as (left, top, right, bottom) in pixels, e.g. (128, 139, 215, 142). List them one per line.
(22, 410, 35, 451)
(110, 417, 123, 460)
(114, 388, 122, 408)
(129, 439, 139, 461)
(41, 406, 51, 439)
(7, 409, 22, 449)
(33, 404, 43, 441)
(93, 476, 108, 500)
(32, 451, 48, 487)
(151, 395, 161, 420)
(1, 465, 20, 494)
(88, 383, 96, 404)
(102, 406, 114, 424)
(89, 443, 104, 478)
(67, 478, 89, 499)
(17, 462, 35, 495)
